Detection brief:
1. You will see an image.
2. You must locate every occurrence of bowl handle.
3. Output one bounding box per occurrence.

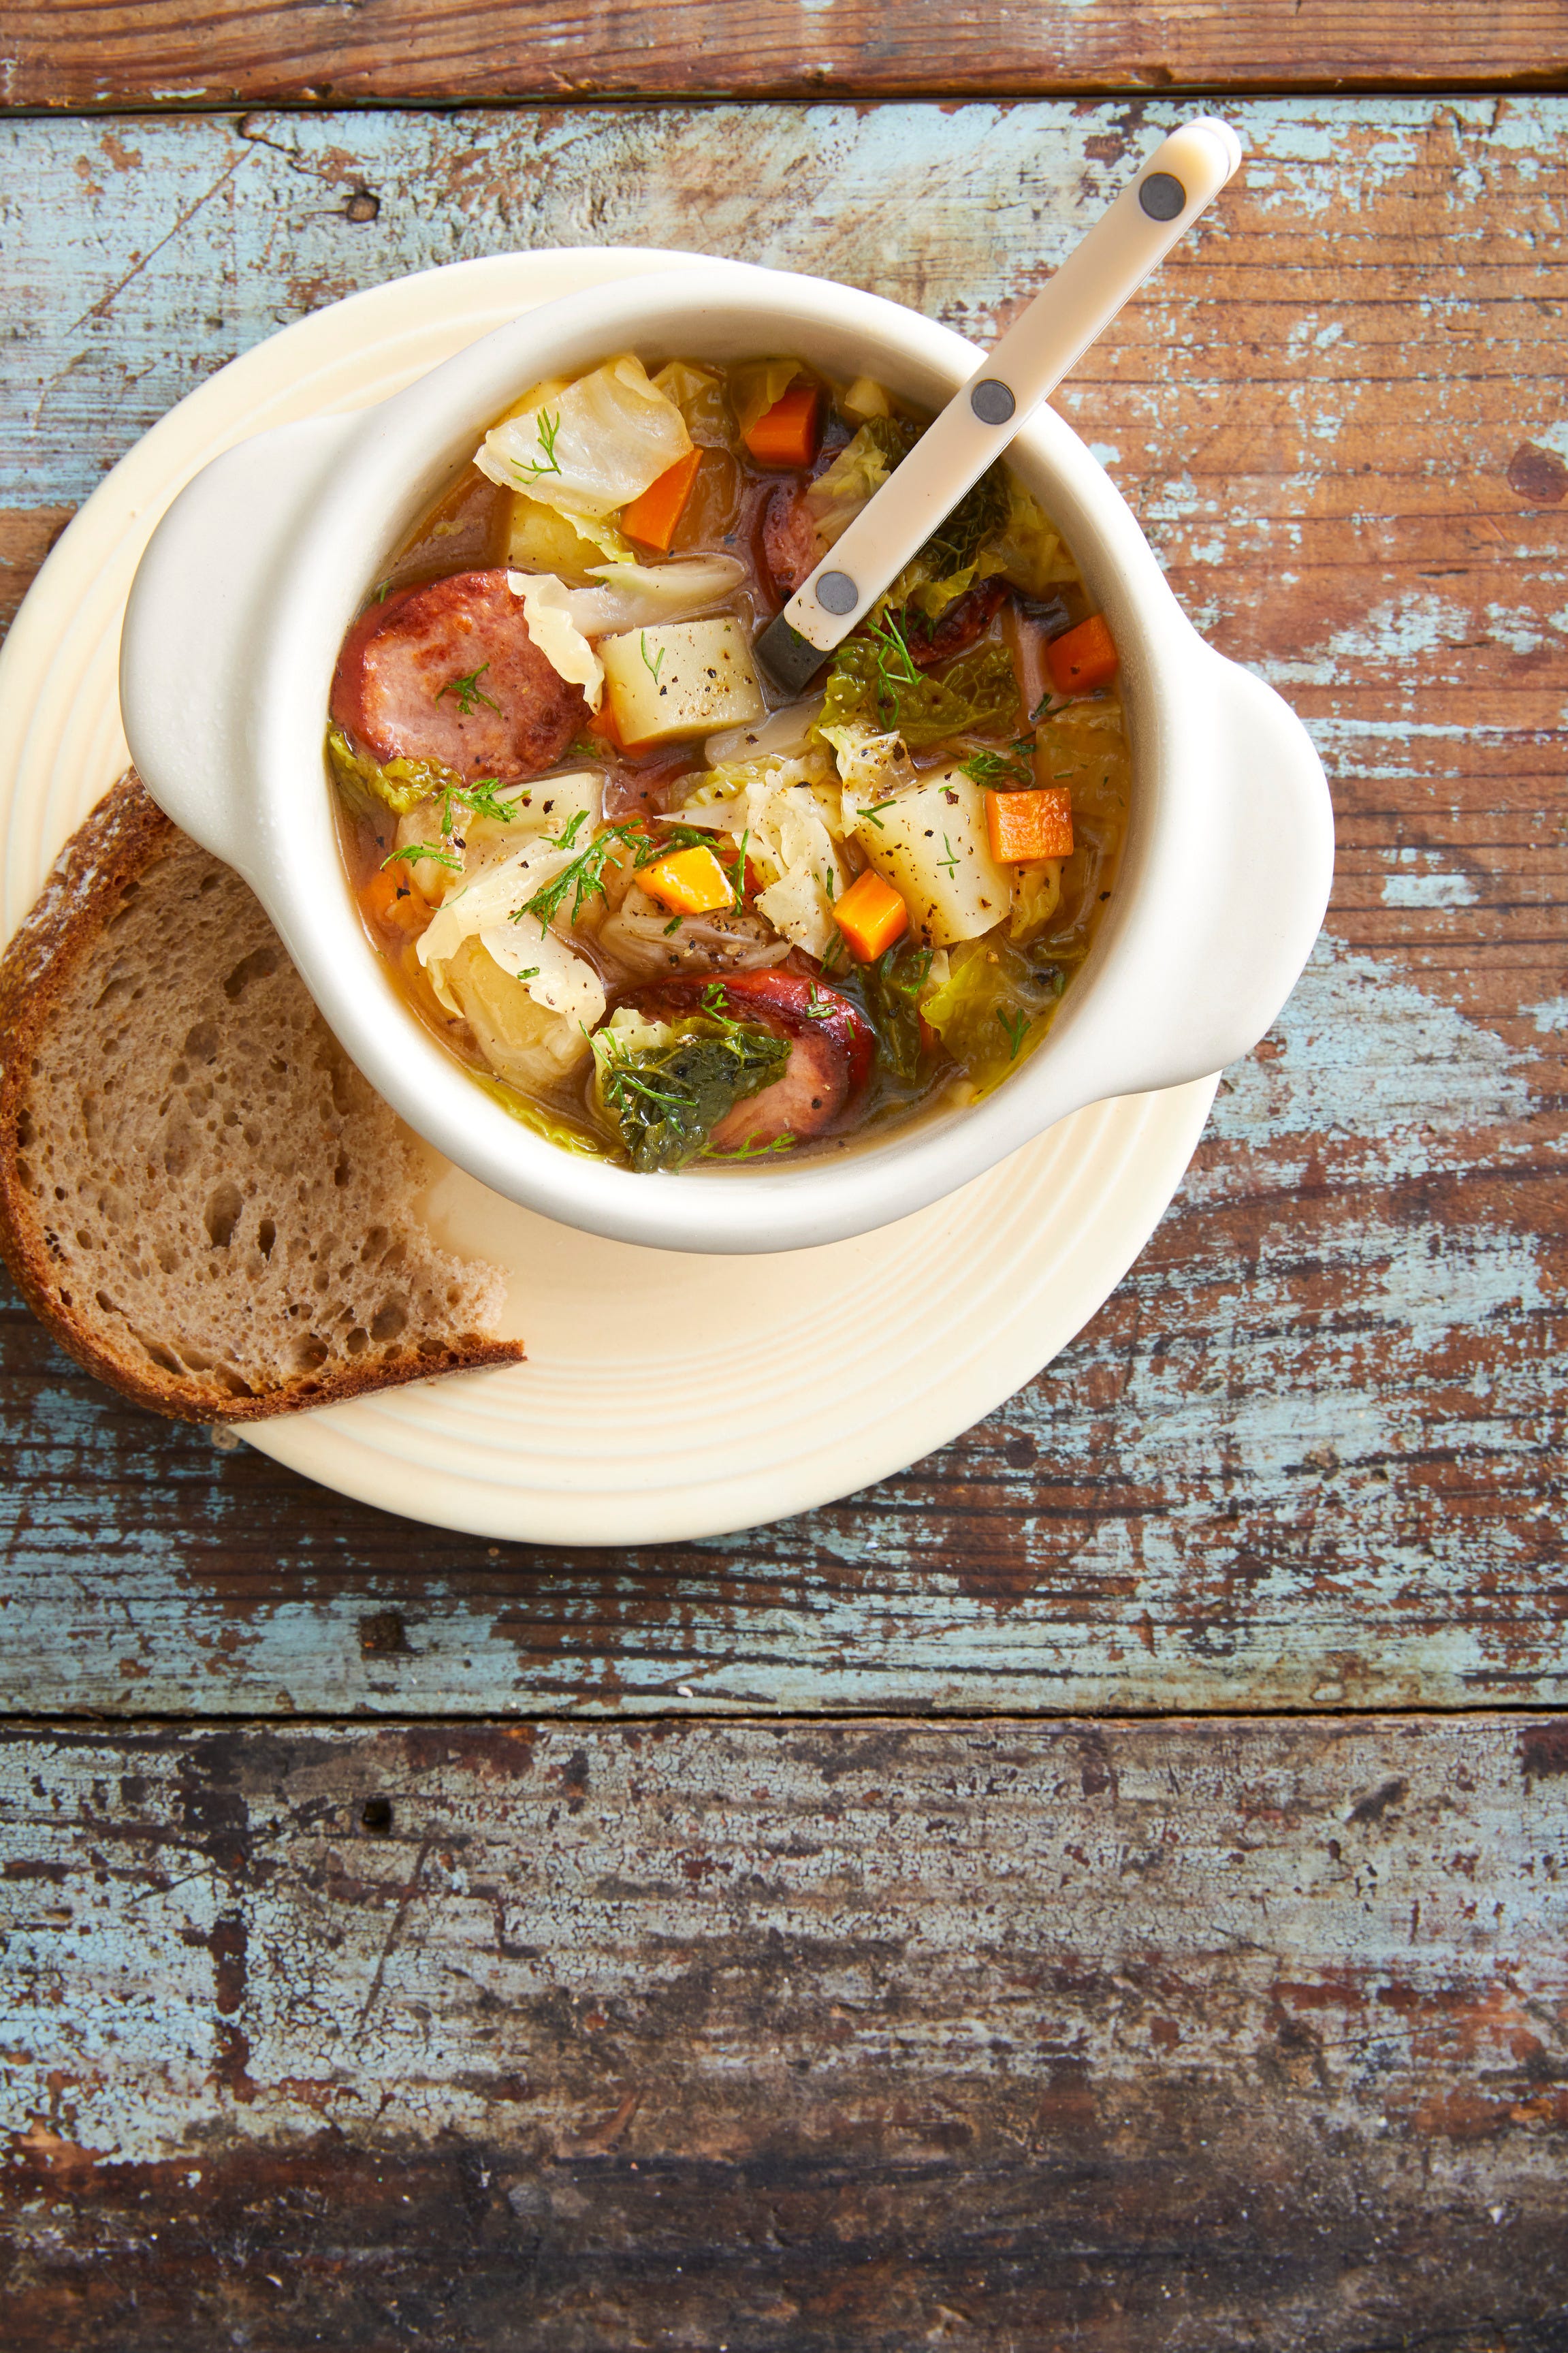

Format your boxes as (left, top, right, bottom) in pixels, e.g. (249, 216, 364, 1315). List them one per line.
(1066, 648, 1334, 1102)
(119, 414, 360, 881)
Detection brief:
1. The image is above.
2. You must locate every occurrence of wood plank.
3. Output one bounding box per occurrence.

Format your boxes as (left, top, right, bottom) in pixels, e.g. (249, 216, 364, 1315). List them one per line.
(3, 0, 1564, 110)
(2, 99, 1565, 1717)
(3, 1715, 1567, 2348)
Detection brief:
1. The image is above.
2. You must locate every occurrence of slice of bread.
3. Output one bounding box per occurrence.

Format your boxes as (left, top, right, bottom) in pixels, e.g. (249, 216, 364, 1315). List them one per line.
(0, 772, 525, 1421)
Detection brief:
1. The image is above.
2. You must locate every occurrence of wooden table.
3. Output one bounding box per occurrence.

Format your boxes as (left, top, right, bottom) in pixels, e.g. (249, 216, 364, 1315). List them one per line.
(3, 11, 1566, 2345)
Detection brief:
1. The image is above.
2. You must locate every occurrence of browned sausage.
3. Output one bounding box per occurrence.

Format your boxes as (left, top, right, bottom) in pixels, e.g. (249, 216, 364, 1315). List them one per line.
(709, 1020, 848, 1151)
(613, 973, 867, 1149)
(903, 578, 1009, 669)
(330, 569, 587, 783)
(760, 484, 820, 605)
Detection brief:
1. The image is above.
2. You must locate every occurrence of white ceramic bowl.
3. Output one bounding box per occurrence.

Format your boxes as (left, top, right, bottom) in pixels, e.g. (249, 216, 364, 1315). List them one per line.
(121, 255, 1332, 1255)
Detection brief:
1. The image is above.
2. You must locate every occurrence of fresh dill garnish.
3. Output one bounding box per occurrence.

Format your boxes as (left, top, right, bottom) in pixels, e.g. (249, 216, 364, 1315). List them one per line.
(663, 915, 684, 936)
(705, 1131, 797, 1162)
(861, 798, 897, 830)
(635, 821, 724, 868)
(996, 1006, 1030, 1060)
(640, 631, 666, 686)
(514, 815, 641, 934)
(729, 828, 750, 907)
(512, 405, 564, 483)
(805, 986, 837, 1019)
(379, 839, 463, 872)
(594, 1011, 790, 1172)
(436, 664, 502, 717)
(937, 834, 960, 879)
(517, 966, 541, 981)
(436, 776, 512, 836)
(961, 744, 1034, 787)
(863, 606, 921, 730)
(373, 577, 392, 602)
(1031, 689, 1069, 724)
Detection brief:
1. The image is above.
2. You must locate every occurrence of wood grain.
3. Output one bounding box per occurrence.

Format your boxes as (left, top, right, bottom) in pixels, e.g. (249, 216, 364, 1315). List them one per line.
(3, 0, 1565, 110)
(4, 1715, 1567, 2349)
(1, 99, 1563, 1718)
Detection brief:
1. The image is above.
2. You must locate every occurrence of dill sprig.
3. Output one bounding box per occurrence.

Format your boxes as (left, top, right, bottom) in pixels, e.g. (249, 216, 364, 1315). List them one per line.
(380, 839, 464, 873)
(514, 813, 643, 934)
(511, 405, 564, 483)
(996, 1006, 1030, 1060)
(436, 664, 501, 717)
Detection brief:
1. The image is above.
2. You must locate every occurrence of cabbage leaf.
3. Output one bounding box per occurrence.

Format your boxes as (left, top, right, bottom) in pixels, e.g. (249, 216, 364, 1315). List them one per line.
(475, 353, 692, 528)
(921, 936, 1066, 1094)
(327, 725, 461, 819)
(729, 358, 806, 440)
(815, 616, 1019, 756)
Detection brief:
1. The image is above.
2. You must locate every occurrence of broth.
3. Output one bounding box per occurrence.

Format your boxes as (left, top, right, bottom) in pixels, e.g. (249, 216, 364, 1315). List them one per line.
(327, 353, 1129, 1172)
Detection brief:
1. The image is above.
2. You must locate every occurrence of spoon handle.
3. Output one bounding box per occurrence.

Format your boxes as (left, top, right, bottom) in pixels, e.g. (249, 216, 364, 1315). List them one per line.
(757, 117, 1242, 691)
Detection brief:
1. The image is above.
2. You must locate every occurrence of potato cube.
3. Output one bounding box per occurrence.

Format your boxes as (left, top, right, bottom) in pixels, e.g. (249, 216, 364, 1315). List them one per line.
(600, 618, 765, 745)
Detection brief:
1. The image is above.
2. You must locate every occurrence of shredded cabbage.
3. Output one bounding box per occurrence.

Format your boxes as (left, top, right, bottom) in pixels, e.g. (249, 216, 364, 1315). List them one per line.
(417, 836, 607, 1030)
(569, 555, 744, 633)
(327, 725, 459, 819)
(921, 936, 1066, 1094)
(598, 882, 790, 975)
(805, 417, 910, 548)
(840, 375, 892, 422)
(682, 748, 847, 959)
(729, 358, 805, 439)
(815, 623, 1019, 757)
(508, 573, 604, 710)
(441, 937, 593, 1092)
(476, 353, 692, 530)
(652, 360, 735, 448)
(988, 475, 1076, 596)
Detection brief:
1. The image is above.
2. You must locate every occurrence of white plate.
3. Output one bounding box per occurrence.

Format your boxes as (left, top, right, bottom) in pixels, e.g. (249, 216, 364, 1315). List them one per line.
(0, 247, 1215, 1545)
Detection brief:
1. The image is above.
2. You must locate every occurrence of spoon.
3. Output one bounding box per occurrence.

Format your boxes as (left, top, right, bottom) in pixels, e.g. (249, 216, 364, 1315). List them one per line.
(754, 115, 1243, 695)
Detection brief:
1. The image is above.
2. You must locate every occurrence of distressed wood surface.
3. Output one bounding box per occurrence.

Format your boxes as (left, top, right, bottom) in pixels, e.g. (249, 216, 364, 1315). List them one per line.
(6, 0, 1566, 111)
(1, 98, 1564, 1718)
(5, 1713, 1568, 2350)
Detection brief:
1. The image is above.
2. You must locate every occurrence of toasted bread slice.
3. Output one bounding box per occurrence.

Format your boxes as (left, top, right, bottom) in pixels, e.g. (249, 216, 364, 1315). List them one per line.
(0, 773, 525, 1421)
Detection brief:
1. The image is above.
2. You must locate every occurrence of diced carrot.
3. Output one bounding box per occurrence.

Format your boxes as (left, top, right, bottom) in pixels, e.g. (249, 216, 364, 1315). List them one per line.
(1045, 613, 1119, 696)
(834, 866, 909, 961)
(622, 447, 703, 552)
(359, 863, 428, 936)
(986, 787, 1074, 865)
(586, 701, 623, 749)
(639, 844, 736, 917)
(743, 383, 822, 469)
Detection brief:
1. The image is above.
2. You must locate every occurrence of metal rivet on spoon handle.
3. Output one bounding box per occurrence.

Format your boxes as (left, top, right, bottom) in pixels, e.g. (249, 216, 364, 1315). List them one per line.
(755, 116, 1243, 695)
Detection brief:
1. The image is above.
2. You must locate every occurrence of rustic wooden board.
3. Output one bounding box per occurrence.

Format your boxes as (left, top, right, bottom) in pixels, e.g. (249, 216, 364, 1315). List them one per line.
(3, 0, 1565, 110)
(4, 1714, 1567, 2348)
(1, 99, 1565, 1718)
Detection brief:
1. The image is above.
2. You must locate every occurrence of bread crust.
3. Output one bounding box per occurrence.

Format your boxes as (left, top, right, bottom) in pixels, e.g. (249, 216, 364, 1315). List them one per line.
(0, 774, 526, 1422)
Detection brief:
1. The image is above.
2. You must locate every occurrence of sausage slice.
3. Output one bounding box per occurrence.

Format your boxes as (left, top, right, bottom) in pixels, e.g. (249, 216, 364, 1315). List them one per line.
(330, 569, 588, 783)
(612, 971, 875, 1151)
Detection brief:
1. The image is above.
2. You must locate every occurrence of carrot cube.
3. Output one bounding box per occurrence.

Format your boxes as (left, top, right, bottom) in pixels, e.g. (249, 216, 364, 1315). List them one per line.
(834, 866, 909, 960)
(1045, 613, 1119, 696)
(986, 787, 1074, 865)
(743, 384, 822, 469)
(622, 447, 702, 552)
(361, 863, 428, 935)
(639, 843, 736, 917)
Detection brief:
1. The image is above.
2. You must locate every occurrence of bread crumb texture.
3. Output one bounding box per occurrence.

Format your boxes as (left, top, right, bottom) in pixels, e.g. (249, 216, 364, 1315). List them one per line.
(0, 775, 523, 1421)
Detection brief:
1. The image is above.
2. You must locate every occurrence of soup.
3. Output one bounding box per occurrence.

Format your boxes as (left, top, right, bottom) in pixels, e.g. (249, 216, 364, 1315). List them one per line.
(327, 353, 1130, 1171)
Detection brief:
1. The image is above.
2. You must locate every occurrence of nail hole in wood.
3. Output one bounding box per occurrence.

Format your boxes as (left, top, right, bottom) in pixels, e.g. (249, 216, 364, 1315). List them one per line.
(360, 1795, 394, 1835)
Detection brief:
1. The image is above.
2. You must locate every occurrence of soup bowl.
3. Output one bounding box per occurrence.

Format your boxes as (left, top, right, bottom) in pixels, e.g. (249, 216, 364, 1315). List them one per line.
(121, 254, 1332, 1255)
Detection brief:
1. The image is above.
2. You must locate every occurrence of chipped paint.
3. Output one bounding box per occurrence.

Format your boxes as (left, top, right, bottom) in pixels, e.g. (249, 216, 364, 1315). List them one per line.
(2, 1718, 1566, 2343)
